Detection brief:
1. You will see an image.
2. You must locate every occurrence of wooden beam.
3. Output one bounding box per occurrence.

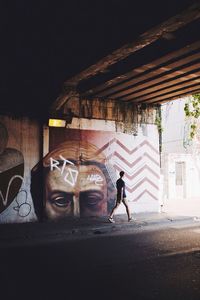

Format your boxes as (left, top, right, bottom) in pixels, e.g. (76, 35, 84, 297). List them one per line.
(120, 70, 200, 100)
(155, 89, 200, 104)
(117, 61, 200, 101)
(121, 62, 200, 100)
(134, 84, 200, 103)
(50, 89, 79, 112)
(96, 52, 200, 98)
(126, 77, 200, 102)
(84, 41, 200, 97)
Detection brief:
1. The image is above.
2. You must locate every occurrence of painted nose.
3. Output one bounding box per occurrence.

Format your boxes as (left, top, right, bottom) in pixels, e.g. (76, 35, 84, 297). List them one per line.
(73, 194, 80, 217)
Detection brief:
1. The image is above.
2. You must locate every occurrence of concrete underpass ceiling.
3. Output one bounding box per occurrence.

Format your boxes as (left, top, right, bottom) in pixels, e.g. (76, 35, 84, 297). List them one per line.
(1, 0, 200, 117)
(78, 23, 200, 105)
(53, 1, 200, 111)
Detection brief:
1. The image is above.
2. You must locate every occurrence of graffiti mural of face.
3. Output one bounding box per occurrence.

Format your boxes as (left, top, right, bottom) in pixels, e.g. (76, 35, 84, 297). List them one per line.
(45, 164, 107, 219)
(38, 140, 113, 220)
(31, 140, 116, 221)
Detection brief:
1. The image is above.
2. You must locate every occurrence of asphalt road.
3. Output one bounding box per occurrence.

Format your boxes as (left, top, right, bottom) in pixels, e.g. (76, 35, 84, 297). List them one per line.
(1, 223, 200, 300)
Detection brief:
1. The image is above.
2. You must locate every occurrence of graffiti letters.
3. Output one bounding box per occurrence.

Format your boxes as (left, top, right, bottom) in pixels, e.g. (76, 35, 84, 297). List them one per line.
(13, 189, 31, 217)
(50, 155, 78, 187)
(0, 175, 23, 207)
(87, 174, 103, 186)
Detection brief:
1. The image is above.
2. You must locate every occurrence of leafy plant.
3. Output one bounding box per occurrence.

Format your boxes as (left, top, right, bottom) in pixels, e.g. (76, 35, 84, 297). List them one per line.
(184, 94, 200, 140)
(155, 113, 163, 133)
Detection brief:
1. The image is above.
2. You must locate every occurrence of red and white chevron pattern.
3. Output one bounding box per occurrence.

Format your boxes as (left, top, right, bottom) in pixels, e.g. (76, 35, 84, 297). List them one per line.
(98, 135, 160, 203)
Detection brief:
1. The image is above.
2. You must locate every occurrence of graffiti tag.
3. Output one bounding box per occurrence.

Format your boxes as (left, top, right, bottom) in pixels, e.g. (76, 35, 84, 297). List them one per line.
(0, 175, 23, 207)
(50, 155, 78, 187)
(87, 174, 103, 186)
(13, 189, 32, 217)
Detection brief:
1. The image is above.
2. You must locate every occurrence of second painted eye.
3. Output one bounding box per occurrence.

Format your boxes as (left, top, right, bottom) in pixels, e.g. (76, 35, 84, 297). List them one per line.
(80, 190, 104, 207)
(50, 192, 73, 208)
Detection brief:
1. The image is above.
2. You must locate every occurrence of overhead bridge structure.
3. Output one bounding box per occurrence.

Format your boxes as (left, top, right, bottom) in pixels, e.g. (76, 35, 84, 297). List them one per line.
(52, 2, 200, 111)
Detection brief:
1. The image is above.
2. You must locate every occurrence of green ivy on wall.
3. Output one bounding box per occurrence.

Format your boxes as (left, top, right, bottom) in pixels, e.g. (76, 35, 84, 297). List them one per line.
(184, 94, 200, 139)
(155, 114, 163, 133)
(155, 105, 163, 133)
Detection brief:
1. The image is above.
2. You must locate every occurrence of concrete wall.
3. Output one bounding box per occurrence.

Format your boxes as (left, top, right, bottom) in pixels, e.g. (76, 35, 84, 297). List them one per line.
(0, 116, 41, 223)
(40, 118, 160, 221)
(0, 100, 160, 223)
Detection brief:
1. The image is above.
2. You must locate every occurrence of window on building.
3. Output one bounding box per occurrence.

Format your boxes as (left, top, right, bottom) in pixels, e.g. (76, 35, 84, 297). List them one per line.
(175, 161, 185, 185)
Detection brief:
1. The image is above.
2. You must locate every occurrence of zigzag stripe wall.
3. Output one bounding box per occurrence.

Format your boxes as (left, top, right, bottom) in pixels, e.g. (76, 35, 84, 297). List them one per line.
(99, 131, 160, 213)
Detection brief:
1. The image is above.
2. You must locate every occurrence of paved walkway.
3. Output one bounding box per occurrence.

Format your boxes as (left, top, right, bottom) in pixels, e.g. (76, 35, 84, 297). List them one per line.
(0, 212, 200, 247)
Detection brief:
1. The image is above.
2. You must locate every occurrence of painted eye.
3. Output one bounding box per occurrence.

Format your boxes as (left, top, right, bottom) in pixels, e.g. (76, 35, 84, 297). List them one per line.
(50, 192, 73, 208)
(87, 192, 102, 205)
(80, 190, 104, 207)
